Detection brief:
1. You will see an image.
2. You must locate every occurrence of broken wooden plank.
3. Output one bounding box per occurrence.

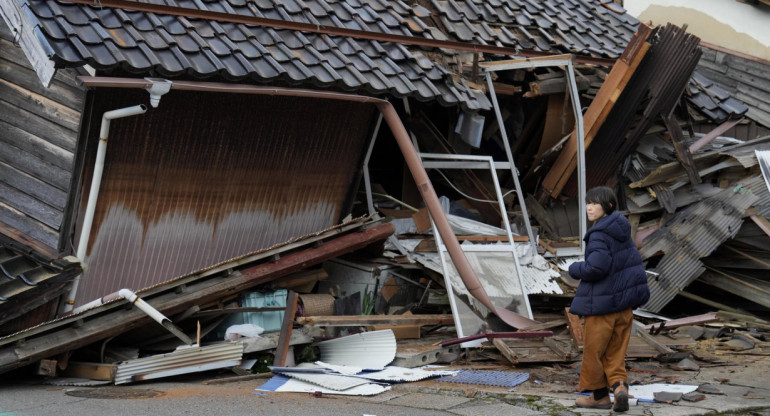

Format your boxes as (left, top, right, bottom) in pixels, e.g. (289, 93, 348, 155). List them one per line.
(296, 314, 455, 327)
(491, 337, 519, 365)
(540, 24, 653, 199)
(633, 321, 674, 354)
(664, 114, 701, 185)
(564, 307, 584, 347)
(644, 312, 718, 330)
(273, 291, 299, 367)
(543, 337, 573, 360)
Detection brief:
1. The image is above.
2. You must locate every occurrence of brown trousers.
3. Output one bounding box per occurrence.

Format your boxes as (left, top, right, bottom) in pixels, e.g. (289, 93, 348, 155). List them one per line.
(579, 308, 634, 390)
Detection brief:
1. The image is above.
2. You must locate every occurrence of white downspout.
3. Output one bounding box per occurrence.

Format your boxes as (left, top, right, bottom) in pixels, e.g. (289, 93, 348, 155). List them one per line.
(72, 288, 193, 345)
(63, 104, 148, 312)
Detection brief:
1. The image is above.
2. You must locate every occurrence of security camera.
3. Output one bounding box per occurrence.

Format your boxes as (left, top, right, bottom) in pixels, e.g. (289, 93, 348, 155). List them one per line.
(144, 78, 172, 108)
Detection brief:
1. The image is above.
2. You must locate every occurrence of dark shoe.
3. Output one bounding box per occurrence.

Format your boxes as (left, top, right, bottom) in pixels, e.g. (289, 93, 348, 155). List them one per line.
(612, 382, 630, 412)
(575, 393, 612, 409)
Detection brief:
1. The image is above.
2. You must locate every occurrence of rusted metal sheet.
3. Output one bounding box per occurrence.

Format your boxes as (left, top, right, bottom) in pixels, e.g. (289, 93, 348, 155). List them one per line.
(73, 89, 374, 306)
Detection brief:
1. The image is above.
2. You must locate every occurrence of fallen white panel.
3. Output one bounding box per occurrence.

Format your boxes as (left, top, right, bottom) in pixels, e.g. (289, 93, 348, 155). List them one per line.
(257, 374, 389, 396)
(315, 361, 362, 376)
(628, 384, 698, 401)
(115, 342, 243, 385)
(357, 366, 457, 382)
(317, 330, 396, 370)
(281, 372, 371, 391)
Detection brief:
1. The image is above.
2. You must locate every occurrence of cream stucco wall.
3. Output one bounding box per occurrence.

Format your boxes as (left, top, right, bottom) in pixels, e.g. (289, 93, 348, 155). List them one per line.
(624, 0, 770, 61)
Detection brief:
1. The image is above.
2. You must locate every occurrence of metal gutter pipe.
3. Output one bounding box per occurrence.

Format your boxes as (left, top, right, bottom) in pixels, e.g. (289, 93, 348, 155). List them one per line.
(63, 104, 148, 312)
(72, 288, 193, 345)
(76, 77, 539, 329)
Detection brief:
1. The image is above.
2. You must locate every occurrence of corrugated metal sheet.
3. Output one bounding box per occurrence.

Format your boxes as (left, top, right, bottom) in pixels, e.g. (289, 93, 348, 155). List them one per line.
(317, 330, 397, 370)
(257, 374, 390, 396)
(721, 137, 770, 168)
(114, 342, 243, 385)
(73, 89, 374, 306)
(437, 370, 530, 387)
(357, 366, 457, 382)
(640, 182, 759, 312)
(281, 372, 370, 391)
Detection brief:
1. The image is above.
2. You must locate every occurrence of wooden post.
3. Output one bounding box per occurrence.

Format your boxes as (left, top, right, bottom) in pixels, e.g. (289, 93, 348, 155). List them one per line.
(565, 307, 584, 349)
(274, 291, 299, 367)
(663, 114, 701, 185)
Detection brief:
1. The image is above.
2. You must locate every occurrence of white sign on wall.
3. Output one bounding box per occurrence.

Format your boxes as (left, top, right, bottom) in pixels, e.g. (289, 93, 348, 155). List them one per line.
(0, 1, 56, 87)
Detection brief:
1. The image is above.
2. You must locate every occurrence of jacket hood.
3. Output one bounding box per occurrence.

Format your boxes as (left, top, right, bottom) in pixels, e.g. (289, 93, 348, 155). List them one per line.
(585, 211, 630, 243)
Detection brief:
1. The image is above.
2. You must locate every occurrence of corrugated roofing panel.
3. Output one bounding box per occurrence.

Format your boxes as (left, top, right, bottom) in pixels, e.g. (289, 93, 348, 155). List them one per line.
(317, 330, 397, 370)
(256, 374, 391, 395)
(640, 182, 759, 312)
(114, 342, 244, 384)
(282, 372, 370, 390)
(358, 366, 457, 382)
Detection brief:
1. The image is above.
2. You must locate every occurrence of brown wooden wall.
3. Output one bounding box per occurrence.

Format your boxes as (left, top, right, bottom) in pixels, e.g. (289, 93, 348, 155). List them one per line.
(72, 87, 375, 306)
(0, 24, 85, 257)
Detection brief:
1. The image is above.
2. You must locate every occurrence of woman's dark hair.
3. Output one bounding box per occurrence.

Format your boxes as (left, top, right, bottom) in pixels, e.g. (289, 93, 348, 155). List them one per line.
(585, 186, 617, 215)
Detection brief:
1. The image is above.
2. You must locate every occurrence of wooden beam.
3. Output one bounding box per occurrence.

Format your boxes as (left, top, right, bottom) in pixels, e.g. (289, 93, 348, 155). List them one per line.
(644, 312, 718, 330)
(544, 337, 573, 360)
(273, 291, 299, 367)
(296, 314, 455, 327)
(525, 195, 559, 238)
(534, 94, 574, 166)
(663, 114, 701, 185)
(491, 337, 519, 365)
(633, 322, 674, 354)
(629, 214, 641, 240)
(540, 25, 653, 199)
(699, 271, 770, 308)
(564, 307, 584, 348)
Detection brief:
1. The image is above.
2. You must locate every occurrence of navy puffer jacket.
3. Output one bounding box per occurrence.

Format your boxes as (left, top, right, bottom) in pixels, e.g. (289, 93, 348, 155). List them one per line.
(568, 211, 649, 316)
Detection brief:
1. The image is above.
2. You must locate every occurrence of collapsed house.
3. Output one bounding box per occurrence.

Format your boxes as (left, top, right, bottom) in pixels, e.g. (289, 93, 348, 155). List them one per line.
(0, 0, 768, 390)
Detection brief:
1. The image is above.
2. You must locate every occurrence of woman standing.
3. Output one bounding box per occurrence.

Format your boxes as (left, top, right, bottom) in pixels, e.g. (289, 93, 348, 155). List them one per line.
(569, 186, 650, 412)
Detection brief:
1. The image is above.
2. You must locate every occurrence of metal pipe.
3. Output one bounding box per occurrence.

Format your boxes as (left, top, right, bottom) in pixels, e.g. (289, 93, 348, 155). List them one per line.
(63, 104, 148, 312)
(363, 114, 383, 215)
(565, 61, 587, 248)
(72, 288, 193, 345)
(378, 104, 538, 329)
(77, 76, 538, 329)
(485, 72, 538, 255)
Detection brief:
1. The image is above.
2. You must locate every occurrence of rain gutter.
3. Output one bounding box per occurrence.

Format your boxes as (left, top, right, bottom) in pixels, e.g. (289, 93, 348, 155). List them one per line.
(77, 76, 539, 329)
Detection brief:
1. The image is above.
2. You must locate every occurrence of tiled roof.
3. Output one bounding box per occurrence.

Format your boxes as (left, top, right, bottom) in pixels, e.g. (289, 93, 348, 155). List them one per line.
(430, 0, 639, 58)
(687, 70, 749, 123)
(22, 0, 489, 110)
(20, 0, 642, 110)
(0, 241, 81, 322)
